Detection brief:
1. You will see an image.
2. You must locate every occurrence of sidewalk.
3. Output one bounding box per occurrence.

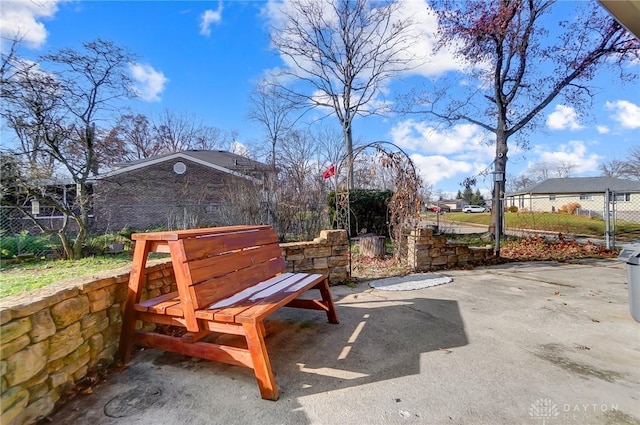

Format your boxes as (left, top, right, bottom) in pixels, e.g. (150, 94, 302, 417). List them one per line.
(44, 259, 639, 425)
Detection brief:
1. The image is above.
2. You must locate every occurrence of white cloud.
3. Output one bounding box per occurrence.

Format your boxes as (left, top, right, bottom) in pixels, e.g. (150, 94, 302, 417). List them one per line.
(411, 154, 473, 186)
(392, 0, 465, 77)
(129, 63, 168, 102)
(0, 0, 66, 50)
(390, 119, 491, 157)
(200, 2, 223, 37)
(596, 125, 610, 134)
(231, 141, 250, 157)
(389, 120, 495, 186)
(546, 105, 584, 131)
(605, 100, 640, 129)
(525, 140, 602, 175)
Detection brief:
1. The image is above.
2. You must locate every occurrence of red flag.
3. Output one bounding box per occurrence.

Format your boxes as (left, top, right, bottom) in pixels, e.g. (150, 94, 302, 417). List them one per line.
(322, 164, 335, 179)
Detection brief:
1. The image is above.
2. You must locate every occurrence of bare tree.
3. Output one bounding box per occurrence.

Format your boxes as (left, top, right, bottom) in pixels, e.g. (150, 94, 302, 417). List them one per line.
(103, 113, 159, 162)
(104, 110, 231, 163)
(191, 125, 229, 151)
(555, 161, 577, 178)
(313, 126, 347, 189)
(1, 39, 135, 259)
(599, 145, 640, 180)
(599, 159, 628, 178)
(623, 146, 640, 181)
(505, 174, 535, 193)
(269, 0, 418, 188)
(248, 80, 298, 169)
(273, 129, 329, 240)
(153, 110, 202, 153)
(411, 0, 639, 255)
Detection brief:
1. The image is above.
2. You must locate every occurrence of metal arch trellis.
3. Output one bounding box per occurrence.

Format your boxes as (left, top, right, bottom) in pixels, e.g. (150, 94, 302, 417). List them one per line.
(334, 191, 351, 237)
(331, 141, 422, 262)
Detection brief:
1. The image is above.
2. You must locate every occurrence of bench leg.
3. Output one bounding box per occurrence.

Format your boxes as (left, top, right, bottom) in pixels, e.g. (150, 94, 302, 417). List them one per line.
(243, 321, 278, 401)
(318, 278, 339, 324)
(116, 240, 150, 365)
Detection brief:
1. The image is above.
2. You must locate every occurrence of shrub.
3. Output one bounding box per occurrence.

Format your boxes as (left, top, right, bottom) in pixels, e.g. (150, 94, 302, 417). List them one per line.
(85, 232, 133, 254)
(559, 202, 581, 215)
(0, 231, 57, 259)
(328, 189, 392, 236)
(508, 205, 518, 213)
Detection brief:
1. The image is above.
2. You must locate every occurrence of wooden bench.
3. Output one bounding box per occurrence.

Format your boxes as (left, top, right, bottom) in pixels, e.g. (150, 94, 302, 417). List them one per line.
(116, 225, 339, 400)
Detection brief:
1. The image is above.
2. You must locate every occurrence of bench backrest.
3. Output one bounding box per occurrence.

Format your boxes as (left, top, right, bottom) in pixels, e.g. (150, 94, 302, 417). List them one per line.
(169, 226, 285, 310)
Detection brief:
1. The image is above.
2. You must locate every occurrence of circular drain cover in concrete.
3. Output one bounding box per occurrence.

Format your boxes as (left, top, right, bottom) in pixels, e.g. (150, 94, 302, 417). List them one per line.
(104, 385, 162, 418)
(369, 273, 452, 291)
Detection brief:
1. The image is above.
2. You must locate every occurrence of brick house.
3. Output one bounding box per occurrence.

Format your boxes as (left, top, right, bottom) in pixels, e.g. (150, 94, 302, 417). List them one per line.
(92, 150, 273, 232)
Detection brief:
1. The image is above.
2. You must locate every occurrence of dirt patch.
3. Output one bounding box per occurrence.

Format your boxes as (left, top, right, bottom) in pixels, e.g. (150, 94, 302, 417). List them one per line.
(535, 343, 624, 384)
(103, 384, 163, 418)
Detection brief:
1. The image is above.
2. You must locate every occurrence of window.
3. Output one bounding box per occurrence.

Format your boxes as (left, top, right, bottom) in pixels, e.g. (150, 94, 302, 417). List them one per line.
(579, 194, 593, 200)
(549, 195, 556, 201)
(614, 193, 631, 202)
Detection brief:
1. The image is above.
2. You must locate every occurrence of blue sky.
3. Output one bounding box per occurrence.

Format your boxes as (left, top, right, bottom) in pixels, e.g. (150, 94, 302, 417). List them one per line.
(2, 0, 639, 196)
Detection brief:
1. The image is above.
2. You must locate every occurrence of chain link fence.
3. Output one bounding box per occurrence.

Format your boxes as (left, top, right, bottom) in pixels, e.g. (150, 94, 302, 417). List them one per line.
(504, 190, 640, 247)
(1, 201, 331, 260)
(0, 206, 60, 259)
(4, 190, 638, 260)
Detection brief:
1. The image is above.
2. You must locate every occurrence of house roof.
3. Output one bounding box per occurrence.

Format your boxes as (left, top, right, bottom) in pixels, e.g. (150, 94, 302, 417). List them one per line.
(98, 150, 272, 182)
(509, 177, 640, 195)
(599, 0, 640, 40)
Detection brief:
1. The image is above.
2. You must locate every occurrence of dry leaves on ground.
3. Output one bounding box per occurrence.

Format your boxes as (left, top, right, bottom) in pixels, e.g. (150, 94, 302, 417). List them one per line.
(351, 253, 412, 280)
(501, 235, 618, 261)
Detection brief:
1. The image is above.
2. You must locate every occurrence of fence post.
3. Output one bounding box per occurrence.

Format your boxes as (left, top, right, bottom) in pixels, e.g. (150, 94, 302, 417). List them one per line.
(611, 192, 616, 249)
(605, 189, 611, 250)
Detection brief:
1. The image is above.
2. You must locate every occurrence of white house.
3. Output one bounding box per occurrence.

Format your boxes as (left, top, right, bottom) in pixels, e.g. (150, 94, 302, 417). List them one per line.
(506, 177, 640, 221)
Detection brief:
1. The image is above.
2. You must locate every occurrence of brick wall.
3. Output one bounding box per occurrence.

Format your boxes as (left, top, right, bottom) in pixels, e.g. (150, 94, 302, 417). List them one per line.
(0, 230, 348, 425)
(407, 228, 494, 271)
(93, 160, 262, 232)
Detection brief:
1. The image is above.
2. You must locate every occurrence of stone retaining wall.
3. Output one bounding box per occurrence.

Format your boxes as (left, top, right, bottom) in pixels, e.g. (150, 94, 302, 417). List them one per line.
(0, 230, 348, 425)
(407, 228, 494, 271)
(281, 229, 349, 284)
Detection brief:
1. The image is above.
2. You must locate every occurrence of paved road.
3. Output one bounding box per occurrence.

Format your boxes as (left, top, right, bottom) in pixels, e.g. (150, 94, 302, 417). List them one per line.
(422, 218, 489, 235)
(424, 219, 614, 247)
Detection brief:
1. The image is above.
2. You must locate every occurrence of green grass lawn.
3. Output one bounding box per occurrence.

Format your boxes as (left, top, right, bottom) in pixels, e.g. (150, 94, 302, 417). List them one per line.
(440, 211, 640, 240)
(0, 255, 134, 298)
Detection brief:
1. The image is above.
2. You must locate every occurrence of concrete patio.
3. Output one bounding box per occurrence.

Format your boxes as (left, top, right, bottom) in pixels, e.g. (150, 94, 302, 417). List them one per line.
(43, 259, 639, 425)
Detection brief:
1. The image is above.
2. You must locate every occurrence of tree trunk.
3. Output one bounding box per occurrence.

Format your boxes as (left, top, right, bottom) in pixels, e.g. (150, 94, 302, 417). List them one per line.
(360, 236, 386, 258)
(491, 128, 509, 258)
(344, 123, 354, 189)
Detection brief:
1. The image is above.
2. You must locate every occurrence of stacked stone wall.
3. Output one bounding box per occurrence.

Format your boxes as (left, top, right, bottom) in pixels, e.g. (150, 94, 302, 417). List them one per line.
(407, 228, 494, 271)
(280, 230, 349, 284)
(0, 230, 349, 424)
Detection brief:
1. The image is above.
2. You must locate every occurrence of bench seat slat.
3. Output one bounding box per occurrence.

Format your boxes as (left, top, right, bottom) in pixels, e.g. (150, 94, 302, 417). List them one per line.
(211, 274, 314, 322)
(248, 273, 322, 301)
(206, 273, 293, 310)
(194, 273, 294, 322)
(134, 291, 184, 316)
(236, 274, 327, 323)
(135, 273, 327, 321)
(135, 291, 180, 312)
(284, 273, 324, 294)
